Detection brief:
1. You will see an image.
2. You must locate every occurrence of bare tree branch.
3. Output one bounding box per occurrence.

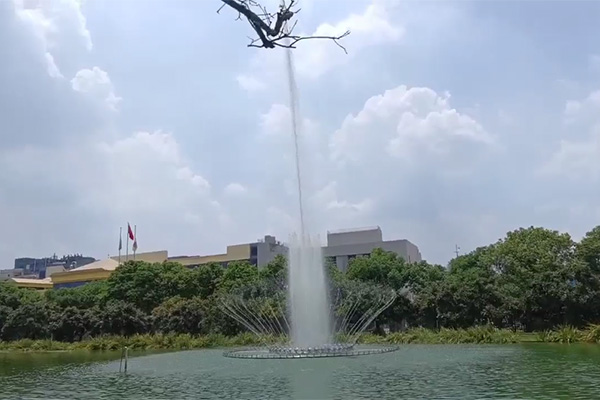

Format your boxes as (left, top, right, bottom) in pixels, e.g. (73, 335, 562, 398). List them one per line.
(218, 0, 350, 51)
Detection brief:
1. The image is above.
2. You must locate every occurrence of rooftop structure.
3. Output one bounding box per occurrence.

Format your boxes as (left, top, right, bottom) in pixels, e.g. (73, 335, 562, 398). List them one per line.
(12, 235, 287, 290)
(323, 226, 421, 272)
(52, 252, 167, 290)
(168, 235, 287, 268)
(8, 277, 53, 290)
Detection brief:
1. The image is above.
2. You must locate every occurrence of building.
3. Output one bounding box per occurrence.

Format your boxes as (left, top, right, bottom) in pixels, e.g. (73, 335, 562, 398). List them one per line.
(7, 230, 418, 290)
(14, 253, 96, 279)
(8, 277, 53, 290)
(23, 235, 287, 290)
(322, 226, 421, 272)
(168, 235, 288, 268)
(52, 251, 168, 289)
(0, 268, 30, 281)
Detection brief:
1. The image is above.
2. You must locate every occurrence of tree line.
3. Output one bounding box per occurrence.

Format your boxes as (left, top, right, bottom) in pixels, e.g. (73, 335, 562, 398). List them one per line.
(1, 225, 600, 342)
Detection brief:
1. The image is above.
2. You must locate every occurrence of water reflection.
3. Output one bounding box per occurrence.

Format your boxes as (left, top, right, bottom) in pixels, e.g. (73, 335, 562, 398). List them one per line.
(289, 359, 334, 399)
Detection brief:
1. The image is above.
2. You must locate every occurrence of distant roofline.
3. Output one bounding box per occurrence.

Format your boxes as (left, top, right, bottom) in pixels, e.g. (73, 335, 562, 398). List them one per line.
(327, 226, 381, 235)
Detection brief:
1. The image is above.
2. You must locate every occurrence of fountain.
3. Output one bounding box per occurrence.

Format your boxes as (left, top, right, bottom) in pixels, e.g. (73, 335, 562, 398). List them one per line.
(221, 49, 399, 359)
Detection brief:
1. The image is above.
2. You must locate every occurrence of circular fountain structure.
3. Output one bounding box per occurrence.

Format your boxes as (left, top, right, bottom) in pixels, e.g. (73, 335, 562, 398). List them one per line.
(220, 239, 400, 360)
(223, 343, 399, 359)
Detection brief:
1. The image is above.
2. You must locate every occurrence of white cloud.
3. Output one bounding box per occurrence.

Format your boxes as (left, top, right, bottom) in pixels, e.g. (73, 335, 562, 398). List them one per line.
(541, 89, 600, 179)
(0, 130, 234, 261)
(12, 0, 93, 78)
(236, 74, 266, 92)
(71, 67, 122, 111)
(224, 182, 247, 196)
(251, 83, 498, 262)
(293, 0, 404, 79)
(45, 52, 63, 78)
(590, 54, 600, 72)
(330, 85, 494, 168)
(311, 181, 374, 214)
(564, 90, 600, 124)
(540, 125, 600, 180)
(5, 0, 600, 270)
(237, 0, 404, 89)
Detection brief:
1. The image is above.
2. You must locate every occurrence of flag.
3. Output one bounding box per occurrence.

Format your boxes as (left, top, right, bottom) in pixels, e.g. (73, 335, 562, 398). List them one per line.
(118, 227, 123, 251)
(127, 223, 135, 241)
(132, 225, 138, 252)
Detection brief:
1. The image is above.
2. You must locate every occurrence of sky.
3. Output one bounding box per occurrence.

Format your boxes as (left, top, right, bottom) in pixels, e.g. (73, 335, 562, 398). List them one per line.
(1, 0, 599, 268)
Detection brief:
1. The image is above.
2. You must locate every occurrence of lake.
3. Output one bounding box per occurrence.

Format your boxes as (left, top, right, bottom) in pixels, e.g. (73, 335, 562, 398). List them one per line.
(1, 344, 599, 399)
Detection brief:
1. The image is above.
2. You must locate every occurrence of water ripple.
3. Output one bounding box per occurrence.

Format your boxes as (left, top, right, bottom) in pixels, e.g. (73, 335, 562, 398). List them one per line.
(1, 345, 599, 399)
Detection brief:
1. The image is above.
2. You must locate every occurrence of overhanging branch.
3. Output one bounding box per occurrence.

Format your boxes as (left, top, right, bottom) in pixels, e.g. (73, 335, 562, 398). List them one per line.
(218, 0, 350, 51)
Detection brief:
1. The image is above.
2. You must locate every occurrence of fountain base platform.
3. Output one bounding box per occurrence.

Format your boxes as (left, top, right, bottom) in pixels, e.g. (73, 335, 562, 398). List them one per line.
(223, 343, 399, 359)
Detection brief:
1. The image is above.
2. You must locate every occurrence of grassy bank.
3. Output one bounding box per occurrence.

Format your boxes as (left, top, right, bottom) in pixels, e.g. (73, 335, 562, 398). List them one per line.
(1, 325, 599, 352)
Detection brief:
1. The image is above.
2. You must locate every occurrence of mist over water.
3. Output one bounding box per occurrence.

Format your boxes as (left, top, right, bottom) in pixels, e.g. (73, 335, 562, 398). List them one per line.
(285, 48, 332, 347)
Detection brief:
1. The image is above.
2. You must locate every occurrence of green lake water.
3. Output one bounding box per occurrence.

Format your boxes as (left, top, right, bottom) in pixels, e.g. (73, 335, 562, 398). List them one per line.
(1, 344, 599, 399)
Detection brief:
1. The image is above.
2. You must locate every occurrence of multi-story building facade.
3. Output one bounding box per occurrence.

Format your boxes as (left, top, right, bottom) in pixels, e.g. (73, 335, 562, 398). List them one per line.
(322, 226, 421, 272)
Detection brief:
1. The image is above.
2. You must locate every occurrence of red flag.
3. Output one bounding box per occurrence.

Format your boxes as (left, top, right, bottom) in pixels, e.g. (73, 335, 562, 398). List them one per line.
(127, 223, 135, 241)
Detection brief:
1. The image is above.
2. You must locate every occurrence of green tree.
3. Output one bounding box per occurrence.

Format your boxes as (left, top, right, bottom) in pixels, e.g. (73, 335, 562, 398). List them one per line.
(1, 303, 51, 340)
(50, 306, 88, 342)
(576, 226, 600, 273)
(88, 301, 149, 336)
(106, 261, 194, 312)
(45, 280, 108, 309)
(491, 226, 580, 330)
(0, 305, 11, 334)
(259, 254, 287, 282)
(347, 248, 402, 284)
(346, 249, 418, 331)
(152, 296, 207, 335)
(219, 261, 259, 292)
(191, 263, 224, 299)
(0, 282, 42, 309)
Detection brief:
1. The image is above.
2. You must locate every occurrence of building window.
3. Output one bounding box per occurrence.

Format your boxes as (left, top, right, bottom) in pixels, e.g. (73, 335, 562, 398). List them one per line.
(54, 281, 89, 290)
(250, 244, 258, 266)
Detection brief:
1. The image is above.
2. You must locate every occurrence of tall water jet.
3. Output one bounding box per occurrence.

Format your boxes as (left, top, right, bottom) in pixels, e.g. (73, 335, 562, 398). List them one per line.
(220, 47, 400, 360)
(285, 48, 332, 348)
(288, 233, 331, 347)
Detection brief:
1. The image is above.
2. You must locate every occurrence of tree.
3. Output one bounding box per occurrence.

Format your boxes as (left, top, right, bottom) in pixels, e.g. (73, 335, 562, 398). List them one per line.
(577, 226, 600, 274)
(259, 254, 287, 282)
(152, 297, 207, 335)
(218, 0, 350, 50)
(219, 260, 259, 292)
(0, 282, 42, 309)
(45, 280, 108, 309)
(50, 306, 88, 342)
(346, 249, 418, 331)
(192, 263, 225, 299)
(347, 248, 402, 285)
(87, 301, 149, 337)
(1, 303, 51, 340)
(106, 261, 195, 313)
(491, 227, 580, 330)
(0, 305, 11, 335)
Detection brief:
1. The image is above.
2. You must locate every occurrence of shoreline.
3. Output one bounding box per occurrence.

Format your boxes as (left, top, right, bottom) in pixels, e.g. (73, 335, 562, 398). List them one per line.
(1, 326, 598, 352)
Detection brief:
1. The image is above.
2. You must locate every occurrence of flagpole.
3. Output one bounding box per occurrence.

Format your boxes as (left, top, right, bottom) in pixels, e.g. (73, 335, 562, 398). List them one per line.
(133, 225, 137, 260)
(118, 227, 122, 265)
(126, 223, 129, 262)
